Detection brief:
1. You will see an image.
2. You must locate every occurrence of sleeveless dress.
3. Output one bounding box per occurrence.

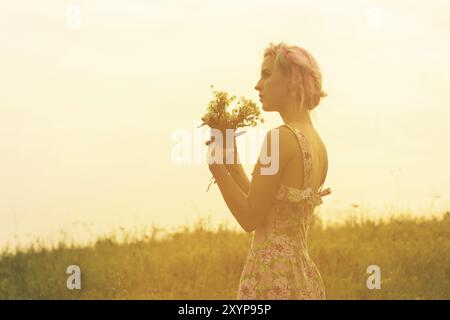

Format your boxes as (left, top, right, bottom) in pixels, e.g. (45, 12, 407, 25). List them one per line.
(236, 124, 332, 300)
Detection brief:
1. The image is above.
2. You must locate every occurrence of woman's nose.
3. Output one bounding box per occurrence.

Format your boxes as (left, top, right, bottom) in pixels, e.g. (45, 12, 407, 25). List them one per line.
(255, 78, 263, 92)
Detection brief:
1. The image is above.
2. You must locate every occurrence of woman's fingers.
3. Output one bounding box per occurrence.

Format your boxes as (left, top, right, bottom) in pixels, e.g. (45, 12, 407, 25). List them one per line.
(205, 135, 215, 146)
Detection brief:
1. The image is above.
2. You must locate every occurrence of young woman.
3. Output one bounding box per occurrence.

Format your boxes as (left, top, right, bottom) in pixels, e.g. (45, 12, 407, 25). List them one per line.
(206, 42, 331, 299)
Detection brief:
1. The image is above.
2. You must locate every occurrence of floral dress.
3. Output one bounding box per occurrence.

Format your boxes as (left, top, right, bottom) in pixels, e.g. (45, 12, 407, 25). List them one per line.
(236, 124, 332, 300)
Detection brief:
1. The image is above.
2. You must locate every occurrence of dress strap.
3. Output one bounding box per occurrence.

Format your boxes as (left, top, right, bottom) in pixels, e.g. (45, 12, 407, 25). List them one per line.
(261, 124, 332, 206)
(280, 124, 313, 190)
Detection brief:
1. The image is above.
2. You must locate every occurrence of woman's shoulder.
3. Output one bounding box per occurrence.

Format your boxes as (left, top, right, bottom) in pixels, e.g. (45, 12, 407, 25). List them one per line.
(266, 125, 298, 145)
(269, 124, 297, 137)
(262, 125, 299, 161)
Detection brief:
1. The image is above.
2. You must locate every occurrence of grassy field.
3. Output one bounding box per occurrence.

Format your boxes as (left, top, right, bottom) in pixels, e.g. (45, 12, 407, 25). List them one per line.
(1, 212, 450, 300)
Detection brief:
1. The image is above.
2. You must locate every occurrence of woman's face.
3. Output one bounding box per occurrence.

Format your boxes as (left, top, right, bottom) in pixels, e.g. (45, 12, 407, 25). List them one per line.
(254, 55, 290, 112)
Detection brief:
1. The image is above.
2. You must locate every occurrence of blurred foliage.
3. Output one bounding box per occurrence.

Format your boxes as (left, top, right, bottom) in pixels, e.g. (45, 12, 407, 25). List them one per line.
(1, 213, 450, 299)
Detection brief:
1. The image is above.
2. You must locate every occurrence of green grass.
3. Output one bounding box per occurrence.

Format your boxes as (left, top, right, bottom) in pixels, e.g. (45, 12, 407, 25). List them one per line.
(1, 213, 450, 299)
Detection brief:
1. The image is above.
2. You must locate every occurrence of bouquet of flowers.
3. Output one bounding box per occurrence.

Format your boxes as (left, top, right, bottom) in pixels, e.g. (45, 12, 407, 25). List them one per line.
(199, 85, 264, 191)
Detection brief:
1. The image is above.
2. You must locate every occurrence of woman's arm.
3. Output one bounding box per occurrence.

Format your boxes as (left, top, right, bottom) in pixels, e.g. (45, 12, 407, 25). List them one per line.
(225, 146, 250, 195)
(210, 134, 250, 195)
(208, 127, 293, 233)
(208, 164, 253, 232)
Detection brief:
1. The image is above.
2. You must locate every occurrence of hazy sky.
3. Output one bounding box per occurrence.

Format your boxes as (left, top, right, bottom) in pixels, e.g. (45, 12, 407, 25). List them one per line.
(1, 0, 449, 248)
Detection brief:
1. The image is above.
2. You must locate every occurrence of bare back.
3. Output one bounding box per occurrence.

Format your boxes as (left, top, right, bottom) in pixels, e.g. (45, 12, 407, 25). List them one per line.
(279, 124, 328, 192)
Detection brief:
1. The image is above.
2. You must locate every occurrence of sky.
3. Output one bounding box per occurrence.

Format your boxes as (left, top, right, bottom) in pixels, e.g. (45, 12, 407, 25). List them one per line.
(1, 0, 449, 248)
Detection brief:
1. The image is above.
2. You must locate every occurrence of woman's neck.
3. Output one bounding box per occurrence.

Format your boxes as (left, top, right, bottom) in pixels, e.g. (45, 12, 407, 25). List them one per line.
(280, 110, 313, 128)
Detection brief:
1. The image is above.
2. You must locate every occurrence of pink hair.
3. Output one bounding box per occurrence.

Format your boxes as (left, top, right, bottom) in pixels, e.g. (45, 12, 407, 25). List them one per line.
(263, 42, 327, 115)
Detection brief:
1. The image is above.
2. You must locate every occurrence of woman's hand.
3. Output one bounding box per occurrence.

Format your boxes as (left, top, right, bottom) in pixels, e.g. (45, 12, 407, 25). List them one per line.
(205, 135, 226, 175)
(205, 129, 237, 164)
(205, 133, 238, 165)
(204, 129, 250, 195)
